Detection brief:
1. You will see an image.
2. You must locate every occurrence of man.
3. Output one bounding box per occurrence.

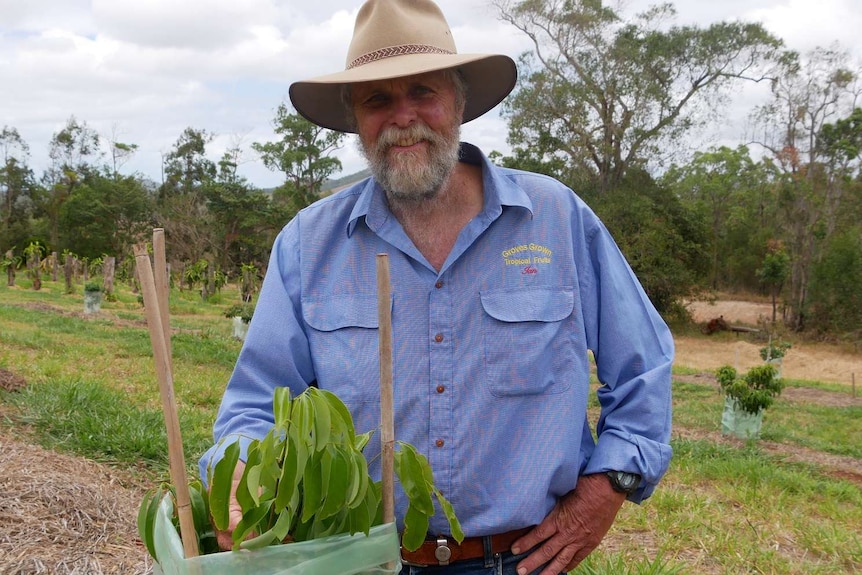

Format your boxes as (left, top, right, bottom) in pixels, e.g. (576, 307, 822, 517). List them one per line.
(199, 0, 674, 574)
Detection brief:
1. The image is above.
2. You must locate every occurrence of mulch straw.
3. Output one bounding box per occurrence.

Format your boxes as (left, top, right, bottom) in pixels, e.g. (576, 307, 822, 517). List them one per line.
(0, 430, 151, 575)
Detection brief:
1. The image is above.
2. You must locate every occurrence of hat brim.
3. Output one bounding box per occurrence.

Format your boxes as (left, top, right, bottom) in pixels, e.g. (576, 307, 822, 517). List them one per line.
(289, 53, 517, 133)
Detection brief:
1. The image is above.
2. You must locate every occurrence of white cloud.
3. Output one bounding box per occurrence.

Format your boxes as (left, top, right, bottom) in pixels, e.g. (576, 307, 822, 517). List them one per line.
(0, 0, 859, 189)
(91, 0, 280, 50)
(747, 0, 862, 57)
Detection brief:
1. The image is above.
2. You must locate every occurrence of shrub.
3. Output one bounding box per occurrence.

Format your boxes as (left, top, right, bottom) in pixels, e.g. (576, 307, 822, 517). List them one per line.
(759, 339, 791, 361)
(223, 302, 254, 323)
(716, 364, 783, 415)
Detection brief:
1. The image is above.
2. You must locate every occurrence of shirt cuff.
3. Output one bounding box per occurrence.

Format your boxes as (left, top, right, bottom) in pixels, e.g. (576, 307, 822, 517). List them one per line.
(581, 429, 673, 503)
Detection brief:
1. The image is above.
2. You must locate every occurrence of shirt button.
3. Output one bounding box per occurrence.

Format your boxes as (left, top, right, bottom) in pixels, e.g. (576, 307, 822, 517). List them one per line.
(436, 385, 445, 394)
(434, 333, 444, 343)
(435, 281, 444, 289)
(435, 439, 445, 448)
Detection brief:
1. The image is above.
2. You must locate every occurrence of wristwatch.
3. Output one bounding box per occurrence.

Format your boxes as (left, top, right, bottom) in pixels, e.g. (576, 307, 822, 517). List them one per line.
(606, 471, 641, 495)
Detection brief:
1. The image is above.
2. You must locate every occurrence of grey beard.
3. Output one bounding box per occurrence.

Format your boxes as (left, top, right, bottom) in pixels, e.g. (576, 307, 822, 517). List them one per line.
(358, 124, 461, 206)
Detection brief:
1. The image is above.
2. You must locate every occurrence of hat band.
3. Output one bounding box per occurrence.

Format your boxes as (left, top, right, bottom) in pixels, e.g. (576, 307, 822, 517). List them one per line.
(347, 44, 454, 70)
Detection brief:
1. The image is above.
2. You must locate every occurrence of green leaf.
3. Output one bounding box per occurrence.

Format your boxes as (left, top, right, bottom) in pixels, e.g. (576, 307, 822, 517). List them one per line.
(401, 503, 430, 552)
(300, 455, 324, 523)
(137, 488, 163, 560)
(319, 445, 350, 519)
(233, 500, 273, 549)
(242, 443, 264, 507)
(308, 388, 332, 451)
(394, 444, 434, 515)
(187, 481, 210, 541)
(346, 448, 369, 509)
(276, 423, 308, 512)
(238, 528, 278, 550)
(434, 488, 464, 544)
(273, 386, 292, 428)
(354, 430, 374, 452)
(319, 388, 355, 443)
(270, 501, 295, 542)
(209, 441, 240, 531)
(291, 392, 314, 450)
(258, 430, 284, 491)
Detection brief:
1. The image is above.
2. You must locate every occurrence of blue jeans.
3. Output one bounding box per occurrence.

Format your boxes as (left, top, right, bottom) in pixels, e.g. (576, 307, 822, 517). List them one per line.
(399, 550, 564, 575)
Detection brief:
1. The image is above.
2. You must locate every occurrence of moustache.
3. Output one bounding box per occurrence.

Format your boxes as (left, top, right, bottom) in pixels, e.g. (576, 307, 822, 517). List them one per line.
(375, 124, 443, 152)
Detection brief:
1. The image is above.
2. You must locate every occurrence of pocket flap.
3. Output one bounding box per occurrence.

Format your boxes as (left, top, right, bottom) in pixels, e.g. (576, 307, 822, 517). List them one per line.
(303, 295, 380, 331)
(480, 287, 574, 323)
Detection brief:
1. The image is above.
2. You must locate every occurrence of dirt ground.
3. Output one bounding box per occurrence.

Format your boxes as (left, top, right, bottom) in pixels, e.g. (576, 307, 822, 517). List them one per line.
(0, 298, 859, 574)
(682, 300, 861, 386)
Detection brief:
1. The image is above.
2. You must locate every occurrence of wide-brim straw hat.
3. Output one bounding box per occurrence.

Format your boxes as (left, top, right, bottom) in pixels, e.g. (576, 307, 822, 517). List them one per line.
(289, 0, 517, 133)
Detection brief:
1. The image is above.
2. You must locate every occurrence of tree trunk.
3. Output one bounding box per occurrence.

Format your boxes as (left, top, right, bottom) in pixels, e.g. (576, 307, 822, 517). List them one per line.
(30, 252, 41, 291)
(52, 252, 59, 282)
(104, 256, 116, 295)
(6, 250, 14, 287)
(64, 254, 74, 293)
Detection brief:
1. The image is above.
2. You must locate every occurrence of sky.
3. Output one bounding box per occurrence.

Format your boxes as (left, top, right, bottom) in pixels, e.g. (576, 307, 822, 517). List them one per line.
(1, 0, 860, 189)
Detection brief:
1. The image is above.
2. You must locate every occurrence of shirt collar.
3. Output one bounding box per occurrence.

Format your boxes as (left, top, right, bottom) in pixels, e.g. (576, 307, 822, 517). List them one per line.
(346, 142, 533, 237)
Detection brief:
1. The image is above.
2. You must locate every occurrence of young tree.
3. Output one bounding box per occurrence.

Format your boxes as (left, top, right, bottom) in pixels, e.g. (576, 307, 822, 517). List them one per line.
(252, 103, 344, 215)
(756, 240, 790, 325)
(493, 0, 786, 192)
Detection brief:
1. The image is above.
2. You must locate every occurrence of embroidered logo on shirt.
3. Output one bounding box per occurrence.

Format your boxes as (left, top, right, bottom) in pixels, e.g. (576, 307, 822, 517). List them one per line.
(502, 243, 553, 274)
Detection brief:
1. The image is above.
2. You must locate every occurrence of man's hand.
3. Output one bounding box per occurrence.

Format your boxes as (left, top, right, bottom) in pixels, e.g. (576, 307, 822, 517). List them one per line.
(214, 461, 246, 551)
(511, 473, 627, 575)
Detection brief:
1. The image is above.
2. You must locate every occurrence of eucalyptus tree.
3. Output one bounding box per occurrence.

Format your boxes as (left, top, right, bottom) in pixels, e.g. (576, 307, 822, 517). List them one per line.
(806, 107, 862, 336)
(252, 103, 344, 216)
(0, 127, 40, 251)
(749, 45, 860, 330)
(42, 116, 102, 249)
(493, 0, 786, 192)
(157, 127, 219, 267)
(160, 127, 217, 200)
(206, 145, 281, 274)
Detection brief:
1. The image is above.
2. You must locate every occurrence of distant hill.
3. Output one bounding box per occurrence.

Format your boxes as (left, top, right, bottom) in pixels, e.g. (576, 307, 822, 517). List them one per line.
(322, 169, 371, 192)
(258, 168, 371, 196)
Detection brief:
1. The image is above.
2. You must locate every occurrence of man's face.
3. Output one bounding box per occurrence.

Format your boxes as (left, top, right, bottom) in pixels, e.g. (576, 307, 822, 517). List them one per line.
(351, 71, 463, 203)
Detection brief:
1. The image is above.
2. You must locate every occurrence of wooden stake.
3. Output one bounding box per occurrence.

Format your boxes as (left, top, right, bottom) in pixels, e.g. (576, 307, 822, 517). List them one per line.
(853, 372, 856, 399)
(134, 243, 199, 559)
(153, 229, 172, 370)
(376, 254, 395, 529)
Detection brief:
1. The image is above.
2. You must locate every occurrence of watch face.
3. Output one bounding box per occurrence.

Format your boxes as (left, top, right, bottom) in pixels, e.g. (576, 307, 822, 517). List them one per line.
(609, 471, 640, 493)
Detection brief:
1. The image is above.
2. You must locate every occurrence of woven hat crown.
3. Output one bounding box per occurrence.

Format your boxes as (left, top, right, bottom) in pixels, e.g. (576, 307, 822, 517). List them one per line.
(346, 0, 457, 69)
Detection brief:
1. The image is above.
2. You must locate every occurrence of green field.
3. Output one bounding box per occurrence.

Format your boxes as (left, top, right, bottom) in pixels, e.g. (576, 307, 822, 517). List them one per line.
(0, 279, 859, 575)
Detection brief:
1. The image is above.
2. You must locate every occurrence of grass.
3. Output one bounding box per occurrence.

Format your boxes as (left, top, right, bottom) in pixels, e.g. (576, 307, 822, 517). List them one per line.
(1, 278, 861, 575)
(0, 278, 240, 481)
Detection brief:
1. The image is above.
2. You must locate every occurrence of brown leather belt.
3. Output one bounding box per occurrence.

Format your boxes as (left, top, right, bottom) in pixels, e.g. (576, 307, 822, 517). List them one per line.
(400, 527, 532, 566)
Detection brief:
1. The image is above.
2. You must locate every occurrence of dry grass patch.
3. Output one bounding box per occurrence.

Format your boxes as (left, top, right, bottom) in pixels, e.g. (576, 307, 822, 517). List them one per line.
(0, 429, 151, 575)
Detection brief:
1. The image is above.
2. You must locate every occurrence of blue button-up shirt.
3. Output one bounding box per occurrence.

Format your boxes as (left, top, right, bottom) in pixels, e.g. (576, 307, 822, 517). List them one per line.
(199, 143, 674, 537)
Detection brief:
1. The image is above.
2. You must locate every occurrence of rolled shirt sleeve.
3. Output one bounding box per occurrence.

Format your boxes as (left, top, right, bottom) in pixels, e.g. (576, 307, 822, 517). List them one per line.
(578, 217, 674, 502)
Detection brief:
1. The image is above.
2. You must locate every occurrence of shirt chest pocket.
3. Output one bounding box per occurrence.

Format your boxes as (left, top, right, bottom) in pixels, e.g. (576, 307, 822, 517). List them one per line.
(480, 287, 575, 397)
(302, 295, 381, 406)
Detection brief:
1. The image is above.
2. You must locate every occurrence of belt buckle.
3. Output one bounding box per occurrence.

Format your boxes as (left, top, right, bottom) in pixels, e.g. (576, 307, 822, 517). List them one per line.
(434, 537, 452, 565)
